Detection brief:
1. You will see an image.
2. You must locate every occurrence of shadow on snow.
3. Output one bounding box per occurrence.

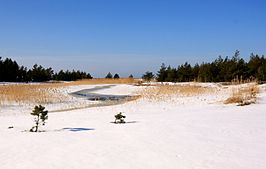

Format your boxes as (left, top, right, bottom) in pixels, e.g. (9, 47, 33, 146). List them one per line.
(62, 127, 95, 132)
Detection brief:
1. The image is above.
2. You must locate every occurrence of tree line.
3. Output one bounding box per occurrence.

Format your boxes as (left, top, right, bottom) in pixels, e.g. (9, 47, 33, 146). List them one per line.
(143, 51, 266, 82)
(1, 50, 265, 83)
(0, 57, 92, 82)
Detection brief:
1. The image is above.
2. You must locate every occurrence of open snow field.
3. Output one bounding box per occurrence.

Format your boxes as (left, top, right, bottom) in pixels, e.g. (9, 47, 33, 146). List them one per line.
(0, 83, 266, 169)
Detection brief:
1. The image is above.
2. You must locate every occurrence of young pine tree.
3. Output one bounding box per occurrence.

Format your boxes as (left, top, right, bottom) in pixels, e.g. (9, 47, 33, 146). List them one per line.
(114, 112, 126, 124)
(30, 105, 48, 132)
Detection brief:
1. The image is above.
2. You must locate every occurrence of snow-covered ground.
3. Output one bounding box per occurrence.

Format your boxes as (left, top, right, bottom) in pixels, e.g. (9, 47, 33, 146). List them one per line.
(0, 83, 266, 169)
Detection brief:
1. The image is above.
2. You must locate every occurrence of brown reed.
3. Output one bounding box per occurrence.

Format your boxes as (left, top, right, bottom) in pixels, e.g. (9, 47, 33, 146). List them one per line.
(0, 78, 139, 105)
(139, 84, 214, 101)
(224, 83, 259, 106)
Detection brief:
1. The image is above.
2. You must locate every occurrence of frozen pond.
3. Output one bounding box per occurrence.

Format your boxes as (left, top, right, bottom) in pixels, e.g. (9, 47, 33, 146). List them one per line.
(70, 85, 138, 102)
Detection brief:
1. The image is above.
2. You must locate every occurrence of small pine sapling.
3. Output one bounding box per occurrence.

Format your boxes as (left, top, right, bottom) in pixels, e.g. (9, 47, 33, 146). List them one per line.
(30, 105, 48, 132)
(114, 112, 126, 124)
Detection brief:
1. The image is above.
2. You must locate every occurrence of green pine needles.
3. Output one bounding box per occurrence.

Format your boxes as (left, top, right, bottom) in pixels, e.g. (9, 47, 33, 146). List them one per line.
(114, 112, 126, 124)
(30, 105, 48, 132)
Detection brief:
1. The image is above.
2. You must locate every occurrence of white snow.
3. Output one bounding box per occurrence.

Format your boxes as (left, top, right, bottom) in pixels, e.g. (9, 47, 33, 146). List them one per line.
(0, 83, 266, 169)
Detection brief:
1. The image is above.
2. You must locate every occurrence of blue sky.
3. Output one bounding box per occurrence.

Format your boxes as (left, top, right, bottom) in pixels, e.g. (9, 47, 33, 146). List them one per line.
(0, 0, 265, 77)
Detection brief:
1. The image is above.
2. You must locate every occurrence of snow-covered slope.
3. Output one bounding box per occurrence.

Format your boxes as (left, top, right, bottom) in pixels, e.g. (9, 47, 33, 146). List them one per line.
(0, 83, 266, 169)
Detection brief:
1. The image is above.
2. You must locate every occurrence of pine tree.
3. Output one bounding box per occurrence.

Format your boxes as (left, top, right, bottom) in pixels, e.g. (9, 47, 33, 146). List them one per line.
(105, 72, 113, 79)
(114, 112, 126, 123)
(30, 105, 48, 132)
(114, 73, 120, 79)
(157, 63, 167, 82)
(87, 73, 93, 79)
(142, 71, 154, 82)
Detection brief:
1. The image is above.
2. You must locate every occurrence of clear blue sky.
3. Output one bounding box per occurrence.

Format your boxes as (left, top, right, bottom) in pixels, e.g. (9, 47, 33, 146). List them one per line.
(0, 0, 265, 77)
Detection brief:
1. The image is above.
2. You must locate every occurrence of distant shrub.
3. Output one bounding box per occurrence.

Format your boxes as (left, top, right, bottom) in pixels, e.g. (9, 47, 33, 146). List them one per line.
(30, 105, 48, 132)
(114, 112, 126, 124)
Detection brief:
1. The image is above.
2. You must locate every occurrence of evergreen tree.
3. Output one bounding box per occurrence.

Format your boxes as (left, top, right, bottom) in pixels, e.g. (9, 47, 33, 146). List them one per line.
(258, 64, 266, 81)
(54, 70, 93, 81)
(105, 72, 113, 79)
(31, 64, 53, 82)
(192, 63, 200, 81)
(30, 105, 48, 132)
(0, 57, 93, 82)
(142, 71, 154, 82)
(165, 66, 177, 82)
(157, 63, 167, 82)
(114, 73, 120, 79)
(248, 54, 266, 81)
(175, 62, 193, 82)
(197, 63, 212, 82)
(114, 112, 126, 123)
(87, 73, 93, 79)
(0, 58, 20, 82)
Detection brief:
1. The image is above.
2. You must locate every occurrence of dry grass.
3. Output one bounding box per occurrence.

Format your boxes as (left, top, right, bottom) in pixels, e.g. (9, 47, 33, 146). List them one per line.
(0, 78, 139, 105)
(220, 78, 257, 86)
(0, 83, 69, 105)
(224, 83, 259, 106)
(139, 84, 214, 101)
